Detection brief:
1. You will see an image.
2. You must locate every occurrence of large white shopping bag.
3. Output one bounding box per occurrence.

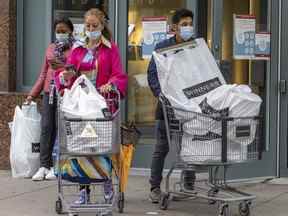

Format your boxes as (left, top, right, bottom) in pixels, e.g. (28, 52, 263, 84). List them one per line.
(10, 102, 41, 178)
(153, 38, 226, 111)
(61, 75, 107, 119)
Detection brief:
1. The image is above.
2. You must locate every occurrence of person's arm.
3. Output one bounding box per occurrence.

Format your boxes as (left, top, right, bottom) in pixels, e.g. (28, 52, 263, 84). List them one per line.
(28, 45, 51, 99)
(54, 48, 78, 91)
(147, 55, 161, 97)
(105, 44, 128, 97)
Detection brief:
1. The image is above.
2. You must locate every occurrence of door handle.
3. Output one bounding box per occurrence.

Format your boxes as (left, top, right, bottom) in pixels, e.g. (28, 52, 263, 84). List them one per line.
(280, 80, 287, 94)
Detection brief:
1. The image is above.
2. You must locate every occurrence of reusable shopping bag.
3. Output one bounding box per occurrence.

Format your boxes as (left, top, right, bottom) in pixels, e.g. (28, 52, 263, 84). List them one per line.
(9, 102, 41, 178)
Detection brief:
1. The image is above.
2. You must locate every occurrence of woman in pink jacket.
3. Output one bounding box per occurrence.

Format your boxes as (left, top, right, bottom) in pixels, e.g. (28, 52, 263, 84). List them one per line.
(55, 8, 128, 205)
(27, 17, 75, 181)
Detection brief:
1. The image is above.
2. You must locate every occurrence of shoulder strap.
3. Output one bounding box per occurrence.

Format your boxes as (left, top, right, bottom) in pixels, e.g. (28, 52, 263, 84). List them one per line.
(75, 49, 87, 77)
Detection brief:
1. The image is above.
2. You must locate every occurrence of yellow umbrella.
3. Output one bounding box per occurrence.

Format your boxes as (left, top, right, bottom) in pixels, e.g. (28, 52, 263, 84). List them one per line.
(112, 144, 135, 192)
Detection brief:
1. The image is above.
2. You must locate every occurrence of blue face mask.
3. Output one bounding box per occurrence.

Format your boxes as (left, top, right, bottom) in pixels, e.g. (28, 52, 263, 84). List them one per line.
(86, 30, 102, 40)
(55, 33, 69, 43)
(180, 26, 194, 41)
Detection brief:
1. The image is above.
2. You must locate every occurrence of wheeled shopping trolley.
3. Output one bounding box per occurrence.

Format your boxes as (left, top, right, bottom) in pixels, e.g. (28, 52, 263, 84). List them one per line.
(159, 95, 263, 216)
(55, 89, 124, 216)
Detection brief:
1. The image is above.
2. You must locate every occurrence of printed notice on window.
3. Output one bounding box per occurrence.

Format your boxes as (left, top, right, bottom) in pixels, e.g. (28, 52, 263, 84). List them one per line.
(233, 14, 256, 60)
(254, 32, 271, 60)
(142, 16, 167, 59)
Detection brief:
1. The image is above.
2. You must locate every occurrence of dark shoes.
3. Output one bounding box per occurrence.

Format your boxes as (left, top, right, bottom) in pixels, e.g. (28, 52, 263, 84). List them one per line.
(149, 187, 162, 204)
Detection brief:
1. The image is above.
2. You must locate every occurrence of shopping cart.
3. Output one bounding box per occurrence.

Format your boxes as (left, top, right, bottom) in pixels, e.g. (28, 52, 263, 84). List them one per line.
(159, 95, 263, 216)
(54, 89, 124, 216)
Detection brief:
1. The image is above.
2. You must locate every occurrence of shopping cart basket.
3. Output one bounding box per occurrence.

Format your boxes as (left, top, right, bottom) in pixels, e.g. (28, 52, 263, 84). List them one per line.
(159, 95, 263, 216)
(55, 89, 124, 216)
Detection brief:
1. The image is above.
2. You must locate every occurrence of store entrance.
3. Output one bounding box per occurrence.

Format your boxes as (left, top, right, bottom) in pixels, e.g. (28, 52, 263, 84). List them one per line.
(127, 0, 277, 180)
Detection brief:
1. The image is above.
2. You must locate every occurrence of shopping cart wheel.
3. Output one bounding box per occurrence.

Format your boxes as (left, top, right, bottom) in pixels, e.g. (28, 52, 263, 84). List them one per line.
(55, 199, 62, 214)
(118, 192, 125, 213)
(97, 212, 112, 216)
(159, 193, 170, 210)
(239, 201, 251, 216)
(218, 203, 229, 216)
(208, 188, 219, 205)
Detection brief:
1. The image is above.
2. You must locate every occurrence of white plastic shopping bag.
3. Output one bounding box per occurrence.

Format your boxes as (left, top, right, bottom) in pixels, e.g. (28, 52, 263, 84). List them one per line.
(201, 84, 262, 118)
(153, 38, 226, 111)
(9, 102, 41, 178)
(153, 37, 262, 161)
(180, 134, 248, 162)
(199, 84, 262, 145)
(61, 75, 107, 119)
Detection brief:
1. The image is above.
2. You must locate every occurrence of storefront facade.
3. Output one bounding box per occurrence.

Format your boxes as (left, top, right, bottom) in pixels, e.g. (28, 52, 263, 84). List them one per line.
(1, 0, 288, 179)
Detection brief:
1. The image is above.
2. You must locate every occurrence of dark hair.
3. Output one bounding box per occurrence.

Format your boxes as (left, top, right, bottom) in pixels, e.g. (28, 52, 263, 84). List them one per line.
(54, 17, 74, 32)
(172, 8, 194, 24)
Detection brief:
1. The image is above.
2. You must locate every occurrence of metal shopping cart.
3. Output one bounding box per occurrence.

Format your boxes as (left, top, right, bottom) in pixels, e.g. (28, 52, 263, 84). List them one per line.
(159, 95, 263, 216)
(54, 89, 124, 216)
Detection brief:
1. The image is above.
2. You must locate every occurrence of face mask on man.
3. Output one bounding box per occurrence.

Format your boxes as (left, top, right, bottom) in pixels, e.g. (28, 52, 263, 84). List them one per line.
(86, 30, 102, 40)
(55, 33, 69, 42)
(179, 26, 194, 41)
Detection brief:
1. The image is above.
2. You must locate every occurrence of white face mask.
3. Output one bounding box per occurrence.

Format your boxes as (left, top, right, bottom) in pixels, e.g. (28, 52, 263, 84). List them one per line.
(85, 30, 102, 40)
(55, 33, 69, 42)
(179, 26, 195, 41)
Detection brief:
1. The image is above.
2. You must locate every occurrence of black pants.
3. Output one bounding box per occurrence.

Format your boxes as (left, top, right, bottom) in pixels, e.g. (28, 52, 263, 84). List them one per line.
(40, 93, 57, 169)
(149, 120, 195, 190)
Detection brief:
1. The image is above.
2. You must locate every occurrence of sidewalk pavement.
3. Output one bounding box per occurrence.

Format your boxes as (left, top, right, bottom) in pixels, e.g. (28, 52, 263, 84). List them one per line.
(0, 170, 287, 216)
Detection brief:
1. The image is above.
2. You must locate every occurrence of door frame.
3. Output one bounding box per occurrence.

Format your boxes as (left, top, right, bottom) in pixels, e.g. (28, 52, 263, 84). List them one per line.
(279, 0, 288, 177)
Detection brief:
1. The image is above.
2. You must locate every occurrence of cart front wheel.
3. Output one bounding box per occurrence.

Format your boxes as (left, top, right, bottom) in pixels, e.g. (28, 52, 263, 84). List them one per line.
(118, 192, 125, 213)
(55, 199, 62, 214)
(208, 188, 219, 205)
(218, 203, 229, 216)
(239, 201, 251, 216)
(159, 193, 170, 210)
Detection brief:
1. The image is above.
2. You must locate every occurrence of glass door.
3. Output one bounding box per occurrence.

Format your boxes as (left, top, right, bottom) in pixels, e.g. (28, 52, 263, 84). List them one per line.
(206, 0, 277, 179)
(127, 0, 197, 168)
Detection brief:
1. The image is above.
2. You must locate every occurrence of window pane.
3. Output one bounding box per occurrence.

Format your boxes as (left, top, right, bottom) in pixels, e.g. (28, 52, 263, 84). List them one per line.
(23, 0, 47, 86)
(221, 0, 270, 148)
(127, 0, 187, 127)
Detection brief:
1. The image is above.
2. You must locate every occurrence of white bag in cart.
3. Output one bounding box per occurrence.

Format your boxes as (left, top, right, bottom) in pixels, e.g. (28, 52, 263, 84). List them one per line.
(9, 102, 41, 178)
(201, 84, 262, 118)
(61, 75, 119, 154)
(61, 75, 107, 119)
(199, 84, 262, 145)
(180, 135, 248, 162)
(180, 85, 261, 161)
(153, 38, 226, 111)
(153, 38, 262, 162)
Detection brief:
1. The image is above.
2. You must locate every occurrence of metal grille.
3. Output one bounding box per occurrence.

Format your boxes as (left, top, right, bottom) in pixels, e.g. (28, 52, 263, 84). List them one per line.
(57, 91, 120, 155)
(64, 119, 117, 154)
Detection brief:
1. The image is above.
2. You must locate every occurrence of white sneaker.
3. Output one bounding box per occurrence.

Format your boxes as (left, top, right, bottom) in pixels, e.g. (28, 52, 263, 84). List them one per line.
(32, 167, 49, 181)
(45, 167, 56, 180)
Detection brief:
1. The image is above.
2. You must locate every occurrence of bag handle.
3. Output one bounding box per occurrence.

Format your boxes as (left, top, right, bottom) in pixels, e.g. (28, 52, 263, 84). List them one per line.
(70, 75, 99, 95)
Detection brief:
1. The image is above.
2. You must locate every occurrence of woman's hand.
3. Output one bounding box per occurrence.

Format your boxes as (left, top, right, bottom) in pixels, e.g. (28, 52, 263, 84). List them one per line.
(50, 59, 64, 70)
(25, 95, 34, 104)
(99, 83, 113, 93)
(61, 70, 75, 81)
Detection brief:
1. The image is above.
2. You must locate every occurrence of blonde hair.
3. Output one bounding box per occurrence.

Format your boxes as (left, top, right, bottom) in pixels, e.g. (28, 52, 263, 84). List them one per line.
(84, 8, 111, 40)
